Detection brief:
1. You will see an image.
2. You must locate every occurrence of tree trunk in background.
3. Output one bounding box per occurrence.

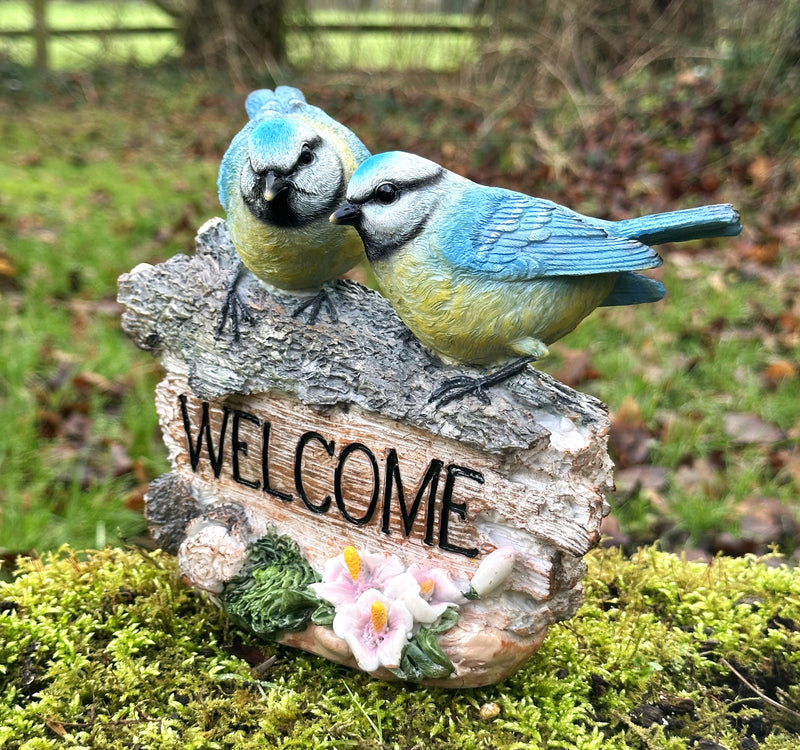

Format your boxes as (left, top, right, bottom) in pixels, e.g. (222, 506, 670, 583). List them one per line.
(152, 0, 287, 77)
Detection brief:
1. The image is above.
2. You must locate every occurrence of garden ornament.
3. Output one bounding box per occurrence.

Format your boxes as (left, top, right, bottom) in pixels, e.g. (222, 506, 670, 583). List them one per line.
(120, 217, 617, 687)
(217, 86, 370, 338)
(119, 103, 744, 688)
(331, 151, 742, 405)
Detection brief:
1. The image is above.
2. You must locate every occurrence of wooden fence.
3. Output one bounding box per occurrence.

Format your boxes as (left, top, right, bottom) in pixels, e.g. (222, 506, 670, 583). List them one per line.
(0, 0, 479, 72)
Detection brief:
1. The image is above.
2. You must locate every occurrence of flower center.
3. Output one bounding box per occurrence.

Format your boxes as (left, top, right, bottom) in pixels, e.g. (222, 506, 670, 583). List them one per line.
(370, 600, 387, 633)
(343, 545, 361, 581)
(419, 578, 435, 598)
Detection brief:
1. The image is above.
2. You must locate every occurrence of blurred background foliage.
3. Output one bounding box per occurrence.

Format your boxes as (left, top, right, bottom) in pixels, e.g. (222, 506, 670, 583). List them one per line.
(0, 0, 799, 565)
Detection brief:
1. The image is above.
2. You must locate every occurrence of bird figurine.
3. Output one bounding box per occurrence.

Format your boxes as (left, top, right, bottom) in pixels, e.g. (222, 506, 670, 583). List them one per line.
(217, 85, 370, 339)
(330, 151, 742, 405)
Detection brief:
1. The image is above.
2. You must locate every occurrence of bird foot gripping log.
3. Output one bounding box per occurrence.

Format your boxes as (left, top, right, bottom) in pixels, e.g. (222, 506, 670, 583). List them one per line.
(118, 218, 616, 687)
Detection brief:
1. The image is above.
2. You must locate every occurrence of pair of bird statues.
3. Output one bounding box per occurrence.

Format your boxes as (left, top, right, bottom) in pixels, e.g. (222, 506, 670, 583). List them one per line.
(217, 86, 741, 405)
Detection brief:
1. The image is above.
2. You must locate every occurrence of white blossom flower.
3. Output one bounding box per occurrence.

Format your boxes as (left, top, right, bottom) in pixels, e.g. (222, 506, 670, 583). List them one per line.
(384, 565, 467, 624)
(177, 520, 248, 594)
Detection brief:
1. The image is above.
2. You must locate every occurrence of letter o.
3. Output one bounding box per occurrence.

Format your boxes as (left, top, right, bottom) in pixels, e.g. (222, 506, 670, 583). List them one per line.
(334, 442, 380, 526)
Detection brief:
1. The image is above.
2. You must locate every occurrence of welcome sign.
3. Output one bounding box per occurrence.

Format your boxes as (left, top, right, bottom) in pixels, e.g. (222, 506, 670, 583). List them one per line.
(119, 219, 613, 687)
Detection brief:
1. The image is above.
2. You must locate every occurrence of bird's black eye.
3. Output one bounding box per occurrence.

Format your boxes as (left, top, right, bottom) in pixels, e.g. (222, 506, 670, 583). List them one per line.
(375, 182, 399, 204)
(298, 144, 315, 166)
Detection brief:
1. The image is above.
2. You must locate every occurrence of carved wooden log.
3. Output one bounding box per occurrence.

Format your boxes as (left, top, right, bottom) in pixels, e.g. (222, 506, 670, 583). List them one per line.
(118, 218, 613, 687)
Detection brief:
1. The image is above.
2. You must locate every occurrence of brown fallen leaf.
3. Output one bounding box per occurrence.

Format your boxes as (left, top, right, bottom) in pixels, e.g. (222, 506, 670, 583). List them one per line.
(772, 447, 800, 488)
(599, 513, 632, 549)
(742, 241, 780, 266)
(124, 483, 149, 513)
(550, 345, 599, 388)
(735, 496, 800, 545)
(613, 465, 669, 494)
(748, 154, 772, 188)
(673, 457, 725, 497)
(761, 360, 799, 389)
(0, 252, 16, 279)
(45, 720, 67, 738)
(609, 395, 653, 468)
(723, 412, 784, 445)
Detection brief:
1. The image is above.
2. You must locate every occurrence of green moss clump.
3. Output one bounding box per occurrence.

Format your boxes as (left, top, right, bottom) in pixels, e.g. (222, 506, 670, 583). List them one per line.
(1, 545, 799, 749)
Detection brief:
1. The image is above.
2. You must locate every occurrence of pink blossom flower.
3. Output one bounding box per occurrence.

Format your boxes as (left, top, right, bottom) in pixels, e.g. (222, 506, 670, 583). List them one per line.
(310, 546, 405, 608)
(333, 588, 414, 672)
(408, 563, 468, 606)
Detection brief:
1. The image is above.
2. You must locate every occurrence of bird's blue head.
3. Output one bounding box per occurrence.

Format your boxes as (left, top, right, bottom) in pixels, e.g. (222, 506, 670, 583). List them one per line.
(237, 115, 346, 229)
(331, 151, 448, 261)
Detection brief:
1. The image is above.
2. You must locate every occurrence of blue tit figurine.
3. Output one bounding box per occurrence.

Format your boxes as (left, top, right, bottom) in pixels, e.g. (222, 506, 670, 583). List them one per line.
(331, 151, 742, 405)
(217, 85, 370, 338)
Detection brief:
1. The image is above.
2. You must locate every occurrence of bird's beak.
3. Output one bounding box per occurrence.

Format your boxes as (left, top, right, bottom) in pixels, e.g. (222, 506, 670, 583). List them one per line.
(264, 171, 290, 202)
(330, 202, 362, 226)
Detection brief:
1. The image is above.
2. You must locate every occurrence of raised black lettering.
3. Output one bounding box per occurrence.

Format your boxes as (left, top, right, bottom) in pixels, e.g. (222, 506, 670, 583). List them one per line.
(381, 450, 443, 543)
(295, 431, 334, 514)
(335, 442, 380, 526)
(179, 395, 229, 478)
(231, 409, 260, 489)
(262, 421, 292, 502)
(439, 464, 482, 558)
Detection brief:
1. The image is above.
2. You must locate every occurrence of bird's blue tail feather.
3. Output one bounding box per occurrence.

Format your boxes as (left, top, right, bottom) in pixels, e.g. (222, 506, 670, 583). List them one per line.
(245, 86, 306, 119)
(600, 272, 665, 307)
(612, 204, 741, 245)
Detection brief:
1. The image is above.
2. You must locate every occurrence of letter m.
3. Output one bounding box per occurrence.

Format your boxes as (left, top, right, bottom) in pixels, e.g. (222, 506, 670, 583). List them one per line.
(382, 449, 443, 539)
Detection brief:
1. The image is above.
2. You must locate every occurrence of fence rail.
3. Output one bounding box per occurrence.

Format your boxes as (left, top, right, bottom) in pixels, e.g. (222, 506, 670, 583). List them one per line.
(0, 1, 481, 71)
(0, 27, 173, 39)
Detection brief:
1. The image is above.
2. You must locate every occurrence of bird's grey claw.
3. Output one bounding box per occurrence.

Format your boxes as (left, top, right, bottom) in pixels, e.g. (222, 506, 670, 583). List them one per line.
(429, 377, 491, 408)
(429, 357, 536, 408)
(217, 287, 255, 343)
(291, 289, 337, 324)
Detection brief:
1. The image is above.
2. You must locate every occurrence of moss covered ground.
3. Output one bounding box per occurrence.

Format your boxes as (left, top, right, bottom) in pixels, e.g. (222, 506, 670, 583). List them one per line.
(1, 545, 798, 749)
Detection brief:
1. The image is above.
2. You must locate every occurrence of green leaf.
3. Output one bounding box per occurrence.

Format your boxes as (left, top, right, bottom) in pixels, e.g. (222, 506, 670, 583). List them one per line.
(311, 600, 336, 628)
(390, 624, 456, 681)
(222, 529, 322, 639)
(428, 606, 459, 634)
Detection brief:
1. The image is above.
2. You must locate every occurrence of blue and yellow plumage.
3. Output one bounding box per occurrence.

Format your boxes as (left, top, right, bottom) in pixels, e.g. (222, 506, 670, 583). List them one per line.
(331, 151, 742, 401)
(217, 86, 370, 336)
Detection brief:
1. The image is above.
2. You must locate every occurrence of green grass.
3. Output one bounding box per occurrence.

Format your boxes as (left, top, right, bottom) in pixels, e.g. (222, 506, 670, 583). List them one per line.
(0, 0, 178, 68)
(566, 253, 800, 546)
(0, 2, 478, 71)
(0, 0, 172, 30)
(0, 70, 228, 552)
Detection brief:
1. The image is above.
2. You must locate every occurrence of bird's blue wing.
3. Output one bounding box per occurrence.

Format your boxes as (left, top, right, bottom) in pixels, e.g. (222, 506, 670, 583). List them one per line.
(441, 187, 662, 281)
(600, 272, 665, 306)
(218, 124, 253, 210)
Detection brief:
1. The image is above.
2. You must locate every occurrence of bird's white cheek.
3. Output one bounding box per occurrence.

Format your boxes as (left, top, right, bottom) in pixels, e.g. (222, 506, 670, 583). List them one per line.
(361, 212, 395, 247)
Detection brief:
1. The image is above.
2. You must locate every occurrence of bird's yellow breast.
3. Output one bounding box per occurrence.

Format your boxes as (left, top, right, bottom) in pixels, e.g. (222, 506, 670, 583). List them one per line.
(372, 240, 616, 366)
(227, 201, 364, 291)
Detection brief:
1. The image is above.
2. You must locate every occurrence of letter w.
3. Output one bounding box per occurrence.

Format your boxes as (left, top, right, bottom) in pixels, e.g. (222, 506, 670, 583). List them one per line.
(179, 395, 229, 478)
